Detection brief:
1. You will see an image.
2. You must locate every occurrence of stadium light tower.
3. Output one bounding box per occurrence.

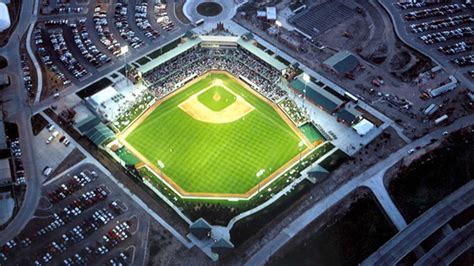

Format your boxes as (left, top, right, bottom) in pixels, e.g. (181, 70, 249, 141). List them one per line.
(302, 73, 310, 111)
(275, 20, 282, 58)
(121, 45, 130, 86)
(298, 140, 305, 164)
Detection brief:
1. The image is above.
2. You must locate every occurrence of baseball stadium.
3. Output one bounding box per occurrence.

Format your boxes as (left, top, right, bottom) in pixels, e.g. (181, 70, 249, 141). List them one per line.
(102, 34, 327, 201)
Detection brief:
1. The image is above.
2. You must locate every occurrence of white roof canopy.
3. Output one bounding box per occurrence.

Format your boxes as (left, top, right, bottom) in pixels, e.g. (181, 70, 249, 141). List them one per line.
(352, 119, 374, 136)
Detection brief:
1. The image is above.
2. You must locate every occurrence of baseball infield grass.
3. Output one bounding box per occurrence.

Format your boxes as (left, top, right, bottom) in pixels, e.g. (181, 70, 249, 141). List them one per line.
(125, 72, 307, 195)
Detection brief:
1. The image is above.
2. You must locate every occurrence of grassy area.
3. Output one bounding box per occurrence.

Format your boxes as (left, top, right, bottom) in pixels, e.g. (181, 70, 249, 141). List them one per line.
(389, 128, 473, 222)
(126, 73, 304, 195)
(197, 86, 236, 111)
(299, 123, 324, 143)
(269, 191, 397, 266)
(31, 113, 49, 136)
(116, 147, 140, 166)
(139, 142, 334, 225)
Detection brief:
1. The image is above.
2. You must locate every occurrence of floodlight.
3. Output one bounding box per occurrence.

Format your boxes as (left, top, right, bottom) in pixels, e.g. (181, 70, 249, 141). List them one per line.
(302, 73, 310, 83)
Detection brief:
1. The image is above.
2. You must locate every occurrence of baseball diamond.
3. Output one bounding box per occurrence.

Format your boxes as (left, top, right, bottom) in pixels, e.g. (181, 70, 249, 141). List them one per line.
(119, 71, 313, 198)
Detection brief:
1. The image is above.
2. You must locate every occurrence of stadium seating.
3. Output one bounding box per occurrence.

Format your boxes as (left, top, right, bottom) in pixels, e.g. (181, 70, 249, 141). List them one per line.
(142, 47, 287, 102)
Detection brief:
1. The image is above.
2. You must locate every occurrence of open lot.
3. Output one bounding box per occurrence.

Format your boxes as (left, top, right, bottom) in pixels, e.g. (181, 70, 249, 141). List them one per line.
(268, 190, 397, 266)
(123, 72, 312, 196)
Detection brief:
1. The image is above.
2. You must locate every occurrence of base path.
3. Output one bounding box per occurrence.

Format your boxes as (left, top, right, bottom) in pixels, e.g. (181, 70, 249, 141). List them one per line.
(178, 80, 254, 124)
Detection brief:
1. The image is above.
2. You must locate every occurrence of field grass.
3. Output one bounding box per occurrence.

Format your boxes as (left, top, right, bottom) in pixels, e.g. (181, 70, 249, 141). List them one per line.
(125, 73, 305, 195)
(197, 86, 236, 111)
(299, 123, 324, 144)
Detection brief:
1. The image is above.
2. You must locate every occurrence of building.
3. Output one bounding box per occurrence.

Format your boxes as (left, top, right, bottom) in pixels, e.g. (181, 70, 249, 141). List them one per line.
(75, 116, 115, 146)
(0, 158, 11, 186)
(189, 218, 212, 239)
(428, 76, 457, 98)
(0, 158, 14, 226)
(85, 79, 148, 122)
(0, 111, 7, 150)
(211, 238, 234, 256)
(289, 74, 362, 126)
(307, 165, 329, 181)
(257, 6, 277, 22)
(323, 51, 360, 74)
(352, 119, 375, 136)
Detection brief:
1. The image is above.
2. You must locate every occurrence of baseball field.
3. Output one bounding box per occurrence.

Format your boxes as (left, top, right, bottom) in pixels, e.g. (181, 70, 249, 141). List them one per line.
(122, 72, 313, 197)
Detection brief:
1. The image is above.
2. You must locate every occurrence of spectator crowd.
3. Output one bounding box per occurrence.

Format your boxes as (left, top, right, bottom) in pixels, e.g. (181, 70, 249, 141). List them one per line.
(142, 46, 287, 102)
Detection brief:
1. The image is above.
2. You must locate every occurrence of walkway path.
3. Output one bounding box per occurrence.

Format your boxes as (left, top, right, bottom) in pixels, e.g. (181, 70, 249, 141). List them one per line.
(363, 172, 407, 230)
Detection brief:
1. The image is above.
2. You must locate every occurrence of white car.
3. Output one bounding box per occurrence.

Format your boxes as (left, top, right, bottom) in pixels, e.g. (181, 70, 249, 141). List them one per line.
(42, 166, 53, 177)
(46, 135, 54, 144)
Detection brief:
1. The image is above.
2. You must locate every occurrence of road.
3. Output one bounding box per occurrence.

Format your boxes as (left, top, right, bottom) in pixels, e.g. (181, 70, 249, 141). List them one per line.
(414, 220, 474, 266)
(377, 0, 473, 89)
(0, 0, 43, 246)
(0, 0, 190, 246)
(362, 180, 474, 265)
(244, 114, 474, 266)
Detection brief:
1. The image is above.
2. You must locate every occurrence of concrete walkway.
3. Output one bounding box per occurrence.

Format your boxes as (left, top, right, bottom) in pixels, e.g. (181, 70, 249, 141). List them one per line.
(362, 172, 407, 230)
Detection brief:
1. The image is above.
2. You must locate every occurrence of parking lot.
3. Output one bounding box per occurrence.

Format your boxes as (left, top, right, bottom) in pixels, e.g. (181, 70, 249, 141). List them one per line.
(392, 0, 474, 81)
(0, 163, 150, 265)
(32, 121, 77, 179)
(27, 0, 189, 101)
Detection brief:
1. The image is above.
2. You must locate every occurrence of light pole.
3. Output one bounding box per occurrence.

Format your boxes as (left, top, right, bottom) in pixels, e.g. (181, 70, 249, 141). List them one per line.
(121, 45, 129, 86)
(275, 20, 282, 59)
(302, 73, 310, 112)
(298, 141, 304, 163)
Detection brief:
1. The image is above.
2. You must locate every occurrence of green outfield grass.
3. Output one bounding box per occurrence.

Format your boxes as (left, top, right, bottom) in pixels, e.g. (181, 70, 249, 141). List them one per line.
(126, 73, 305, 195)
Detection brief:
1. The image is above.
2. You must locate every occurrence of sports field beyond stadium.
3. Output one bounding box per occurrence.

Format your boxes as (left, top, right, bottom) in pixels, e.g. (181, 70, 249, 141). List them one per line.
(120, 71, 318, 198)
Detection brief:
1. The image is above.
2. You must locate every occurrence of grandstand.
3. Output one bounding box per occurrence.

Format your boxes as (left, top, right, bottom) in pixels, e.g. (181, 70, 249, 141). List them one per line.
(103, 35, 330, 199)
(138, 35, 288, 103)
(98, 33, 382, 201)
